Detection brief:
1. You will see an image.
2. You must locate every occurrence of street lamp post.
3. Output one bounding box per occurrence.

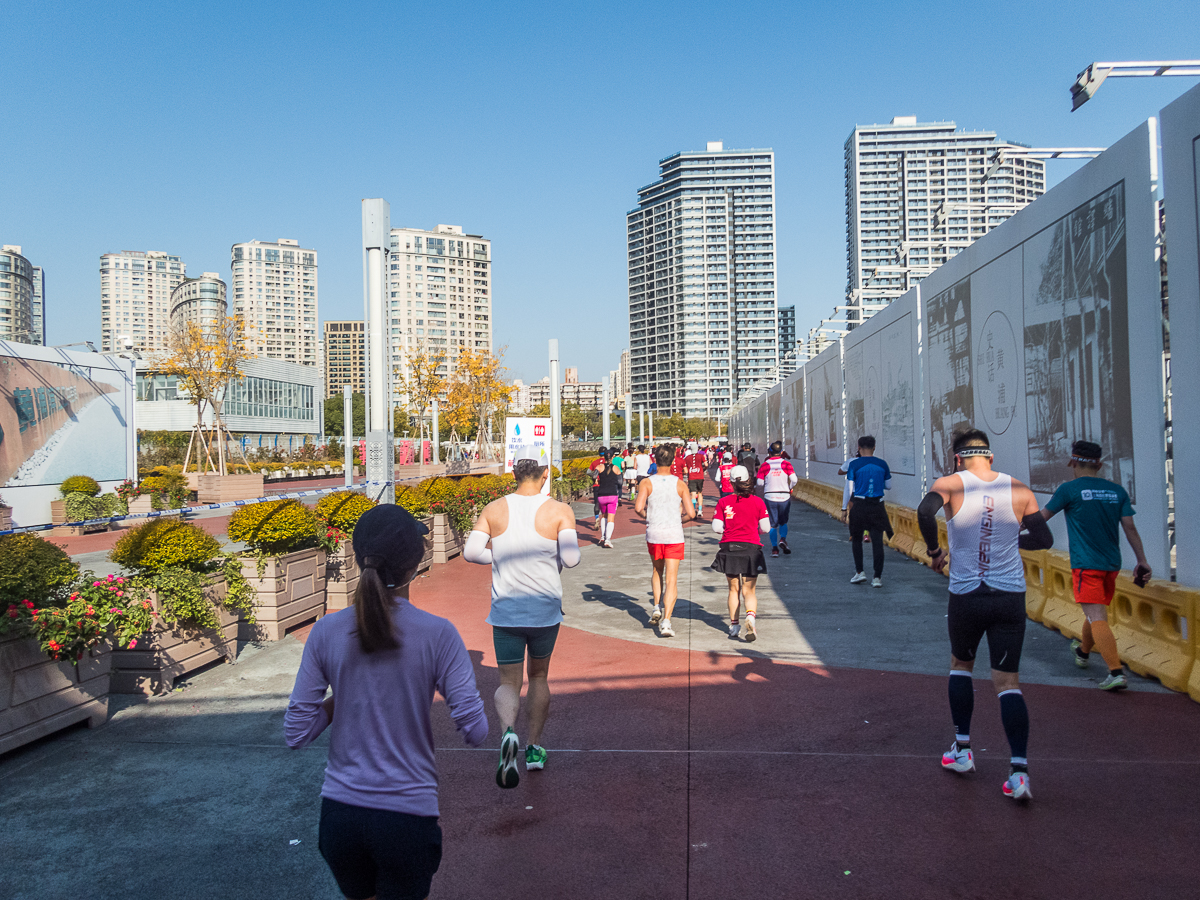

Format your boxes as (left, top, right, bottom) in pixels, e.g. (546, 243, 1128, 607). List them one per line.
(1072, 60, 1200, 110)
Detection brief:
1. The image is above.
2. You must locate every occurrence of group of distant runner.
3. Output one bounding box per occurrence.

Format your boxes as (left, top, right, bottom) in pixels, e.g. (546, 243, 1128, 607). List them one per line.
(283, 423, 1155, 896)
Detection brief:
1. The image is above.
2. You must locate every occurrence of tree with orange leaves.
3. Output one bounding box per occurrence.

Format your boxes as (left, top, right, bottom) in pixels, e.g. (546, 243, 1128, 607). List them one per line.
(445, 346, 514, 459)
(161, 315, 251, 475)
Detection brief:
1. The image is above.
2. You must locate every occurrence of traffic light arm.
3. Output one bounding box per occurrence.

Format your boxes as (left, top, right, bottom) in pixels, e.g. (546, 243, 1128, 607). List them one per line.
(1072, 61, 1200, 111)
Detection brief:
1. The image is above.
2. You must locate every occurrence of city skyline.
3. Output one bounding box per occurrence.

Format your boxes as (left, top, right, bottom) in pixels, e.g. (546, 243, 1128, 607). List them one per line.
(3, 1, 1196, 385)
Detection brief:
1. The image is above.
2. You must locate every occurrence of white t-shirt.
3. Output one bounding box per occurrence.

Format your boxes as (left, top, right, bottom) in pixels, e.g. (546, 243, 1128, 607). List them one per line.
(635, 453, 652, 477)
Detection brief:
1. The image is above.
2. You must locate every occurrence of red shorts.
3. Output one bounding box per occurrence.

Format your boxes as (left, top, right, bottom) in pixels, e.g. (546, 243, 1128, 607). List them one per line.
(1072, 569, 1118, 605)
(647, 542, 685, 561)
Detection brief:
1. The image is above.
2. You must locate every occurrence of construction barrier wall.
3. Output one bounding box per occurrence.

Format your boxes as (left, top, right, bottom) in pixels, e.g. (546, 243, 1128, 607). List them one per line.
(792, 477, 1200, 702)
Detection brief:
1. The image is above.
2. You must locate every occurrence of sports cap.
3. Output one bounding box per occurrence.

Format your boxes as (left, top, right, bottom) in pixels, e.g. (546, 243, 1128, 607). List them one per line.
(730, 465, 751, 483)
(353, 504, 430, 587)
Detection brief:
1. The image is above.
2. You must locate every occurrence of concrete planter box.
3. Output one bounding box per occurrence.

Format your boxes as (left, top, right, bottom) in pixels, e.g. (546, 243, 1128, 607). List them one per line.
(238, 547, 326, 641)
(325, 541, 360, 612)
(126, 495, 155, 516)
(431, 514, 463, 565)
(197, 474, 265, 503)
(0, 635, 112, 755)
(0, 505, 11, 531)
(49, 499, 110, 535)
(110, 576, 238, 695)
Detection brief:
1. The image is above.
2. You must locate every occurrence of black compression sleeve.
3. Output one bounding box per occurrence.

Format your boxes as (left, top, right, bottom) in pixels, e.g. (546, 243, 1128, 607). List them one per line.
(917, 492, 943, 552)
(1019, 512, 1054, 550)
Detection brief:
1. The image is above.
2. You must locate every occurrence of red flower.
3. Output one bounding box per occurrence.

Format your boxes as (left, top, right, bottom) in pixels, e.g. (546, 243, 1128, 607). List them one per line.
(7, 608, 18, 619)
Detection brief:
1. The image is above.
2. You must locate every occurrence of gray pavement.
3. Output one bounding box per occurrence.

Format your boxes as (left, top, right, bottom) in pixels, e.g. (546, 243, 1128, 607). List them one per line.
(1, 495, 1177, 900)
(562, 501, 1171, 692)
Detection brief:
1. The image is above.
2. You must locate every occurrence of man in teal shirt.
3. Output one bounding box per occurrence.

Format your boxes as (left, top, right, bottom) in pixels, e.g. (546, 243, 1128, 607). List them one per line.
(1041, 440, 1152, 691)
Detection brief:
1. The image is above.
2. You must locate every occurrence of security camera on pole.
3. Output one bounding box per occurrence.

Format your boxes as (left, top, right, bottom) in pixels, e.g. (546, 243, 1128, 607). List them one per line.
(362, 199, 395, 504)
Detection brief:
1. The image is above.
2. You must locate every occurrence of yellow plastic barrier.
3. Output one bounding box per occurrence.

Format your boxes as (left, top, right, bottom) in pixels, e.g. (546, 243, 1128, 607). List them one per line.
(790, 478, 1200, 701)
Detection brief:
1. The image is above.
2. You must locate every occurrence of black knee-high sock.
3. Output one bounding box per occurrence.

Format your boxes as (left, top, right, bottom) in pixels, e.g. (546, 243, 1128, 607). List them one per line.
(948, 672, 974, 742)
(999, 689, 1029, 767)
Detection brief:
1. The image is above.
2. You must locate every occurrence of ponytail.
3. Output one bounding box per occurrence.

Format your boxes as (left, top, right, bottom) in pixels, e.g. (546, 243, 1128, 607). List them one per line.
(354, 556, 400, 654)
(733, 478, 754, 499)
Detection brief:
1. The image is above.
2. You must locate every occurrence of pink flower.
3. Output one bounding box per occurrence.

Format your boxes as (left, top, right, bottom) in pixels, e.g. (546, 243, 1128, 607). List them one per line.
(117, 591, 124, 597)
(128, 639, 137, 649)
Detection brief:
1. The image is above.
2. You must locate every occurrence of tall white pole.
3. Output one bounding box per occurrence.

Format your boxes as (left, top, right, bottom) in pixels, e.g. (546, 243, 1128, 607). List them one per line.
(639, 406, 645, 444)
(602, 376, 611, 448)
(649, 410, 654, 445)
(625, 393, 632, 447)
(549, 339, 562, 477)
(343, 383, 352, 487)
(432, 399, 440, 465)
(362, 199, 394, 503)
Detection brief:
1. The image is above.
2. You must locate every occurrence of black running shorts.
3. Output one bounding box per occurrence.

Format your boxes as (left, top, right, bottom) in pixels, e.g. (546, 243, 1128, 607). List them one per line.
(688, 478, 705, 492)
(318, 797, 442, 900)
(947, 585, 1027, 673)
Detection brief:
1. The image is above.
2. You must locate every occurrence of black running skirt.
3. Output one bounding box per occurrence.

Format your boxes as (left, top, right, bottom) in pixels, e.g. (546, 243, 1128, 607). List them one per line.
(711, 541, 768, 577)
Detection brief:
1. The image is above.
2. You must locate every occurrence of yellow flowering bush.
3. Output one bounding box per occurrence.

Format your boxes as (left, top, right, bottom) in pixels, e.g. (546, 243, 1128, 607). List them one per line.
(316, 491, 376, 533)
(227, 498, 322, 554)
(110, 518, 222, 572)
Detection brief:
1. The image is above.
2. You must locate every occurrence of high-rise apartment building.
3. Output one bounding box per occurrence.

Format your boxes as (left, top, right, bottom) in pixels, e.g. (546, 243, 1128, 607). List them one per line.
(628, 142, 777, 420)
(99, 250, 186, 353)
(777, 305, 797, 376)
(611, 348, 630, 408)
(170, 273, 227, 334)
(230, 239, 318, 365)
(387, 225, 492, 408)
(0, 245, 42, 345)
(324, 320, 366, 398)
(845, 117, 1046, 324)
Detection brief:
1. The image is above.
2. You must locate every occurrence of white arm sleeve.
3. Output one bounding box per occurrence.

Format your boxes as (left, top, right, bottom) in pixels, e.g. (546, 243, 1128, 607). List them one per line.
(842, 479, 853, 509)
(885, 477, 892, 491)
(557, 529, 581, 568)
(711, 518, 725, 534)
(463, 530, 493, 565)
(789, 473, 798, 488)
(759, 517, 771, 533)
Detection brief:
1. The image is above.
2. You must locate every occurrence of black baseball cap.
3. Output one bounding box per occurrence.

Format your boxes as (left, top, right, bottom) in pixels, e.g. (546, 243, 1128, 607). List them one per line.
(353, 504, 430, 586)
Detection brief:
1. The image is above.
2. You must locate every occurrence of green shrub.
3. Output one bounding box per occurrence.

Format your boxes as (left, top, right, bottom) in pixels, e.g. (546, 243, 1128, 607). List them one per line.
(315, 491, 376, 533)
(0, 533, 79, 606)
(110, 518, 222, 572)
(227, 499, 322, 554)
(60, 475, 100, 497)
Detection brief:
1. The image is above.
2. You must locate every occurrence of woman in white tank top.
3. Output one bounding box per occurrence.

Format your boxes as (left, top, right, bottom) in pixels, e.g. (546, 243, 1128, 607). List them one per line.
(634, 447, 694, 637)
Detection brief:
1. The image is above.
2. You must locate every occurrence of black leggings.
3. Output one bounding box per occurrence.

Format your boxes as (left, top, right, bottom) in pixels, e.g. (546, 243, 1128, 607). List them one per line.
(849, 501, 885, 578)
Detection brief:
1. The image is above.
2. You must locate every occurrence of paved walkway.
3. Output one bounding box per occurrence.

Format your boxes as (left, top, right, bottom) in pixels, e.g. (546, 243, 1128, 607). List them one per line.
(3, 487, 1198, 899)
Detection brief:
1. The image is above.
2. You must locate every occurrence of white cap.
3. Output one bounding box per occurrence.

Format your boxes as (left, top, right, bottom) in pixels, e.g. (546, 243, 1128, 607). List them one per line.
(513, 446, 548, 465)
(723, 452, 733, 462)
(730, 465, 751, 482)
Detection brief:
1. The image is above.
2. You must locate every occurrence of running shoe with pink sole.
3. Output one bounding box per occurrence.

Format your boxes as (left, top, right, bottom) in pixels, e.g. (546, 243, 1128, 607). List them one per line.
(941, 741, 975, 773)
(1003, 771, 1032, 800)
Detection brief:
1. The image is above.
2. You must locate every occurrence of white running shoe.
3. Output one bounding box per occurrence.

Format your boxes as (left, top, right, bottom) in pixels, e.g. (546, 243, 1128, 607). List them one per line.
(728, 621, 740, 638)
(1003, 771, 1032, 801)
(659, 619, 675, 637)
(940, 741, 975, 773)
(872, 577, 883, 588)
(649, 606, 663, 625)
(850, 572, 867, 584)
(741, 614, 757, 642)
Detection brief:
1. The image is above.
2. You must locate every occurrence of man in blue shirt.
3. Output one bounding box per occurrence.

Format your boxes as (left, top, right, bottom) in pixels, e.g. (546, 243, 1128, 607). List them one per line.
(846, 436, 893, 587)
(1041, 440, 1152, 691)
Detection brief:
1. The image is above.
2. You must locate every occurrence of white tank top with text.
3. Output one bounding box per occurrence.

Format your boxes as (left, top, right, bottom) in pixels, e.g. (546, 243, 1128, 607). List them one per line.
(645, 474, 685, 545)
(946, 470, 1026, 594)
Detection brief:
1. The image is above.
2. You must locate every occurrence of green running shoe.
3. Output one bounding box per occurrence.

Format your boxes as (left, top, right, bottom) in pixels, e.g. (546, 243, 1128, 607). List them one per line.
(525, 744, 547, 771)
(497, 728, 520, 789)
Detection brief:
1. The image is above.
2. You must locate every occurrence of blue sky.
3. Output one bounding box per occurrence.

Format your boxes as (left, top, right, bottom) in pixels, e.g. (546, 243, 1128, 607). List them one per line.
(4, 0, 1197, 385)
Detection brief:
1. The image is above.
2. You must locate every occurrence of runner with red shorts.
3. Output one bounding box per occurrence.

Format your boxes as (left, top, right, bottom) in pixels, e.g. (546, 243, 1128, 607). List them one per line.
(1041, 440, 1152, 691)
(635, 445, 694, 637)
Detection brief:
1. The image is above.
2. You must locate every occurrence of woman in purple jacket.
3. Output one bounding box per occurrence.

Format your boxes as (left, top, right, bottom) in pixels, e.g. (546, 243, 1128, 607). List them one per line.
(286, 504, 488, 900)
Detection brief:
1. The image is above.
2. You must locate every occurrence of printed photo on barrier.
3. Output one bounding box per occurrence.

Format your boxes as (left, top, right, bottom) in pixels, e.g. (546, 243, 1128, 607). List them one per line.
(780, 371, 804, 462)
(806, 353, 843, 466)
(1023, 183, 1134, 500)
(1, 352, 129, 487)
(925, 277, 972, 478)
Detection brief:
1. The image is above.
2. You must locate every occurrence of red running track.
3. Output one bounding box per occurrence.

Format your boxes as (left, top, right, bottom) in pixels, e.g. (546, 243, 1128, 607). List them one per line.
(299, 481, 1200, 900)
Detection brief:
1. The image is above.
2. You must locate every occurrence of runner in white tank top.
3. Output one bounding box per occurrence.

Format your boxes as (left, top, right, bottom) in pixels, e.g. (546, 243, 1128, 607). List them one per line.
(463, 452, 581, 788)
(918, 429, 1053, 803)
(634, 446, 694, 637)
